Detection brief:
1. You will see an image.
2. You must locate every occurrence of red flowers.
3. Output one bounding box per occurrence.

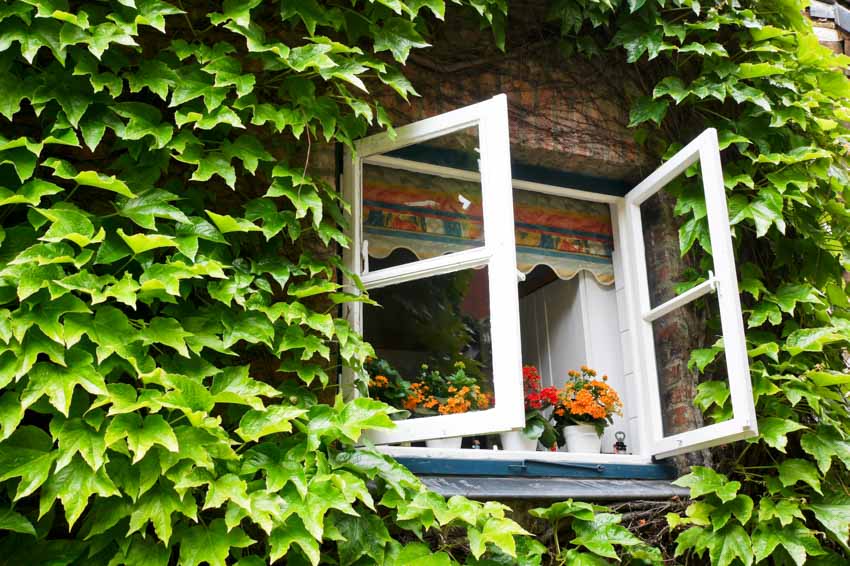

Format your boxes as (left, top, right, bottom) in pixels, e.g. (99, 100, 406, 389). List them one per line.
(523, 365, 559, 411)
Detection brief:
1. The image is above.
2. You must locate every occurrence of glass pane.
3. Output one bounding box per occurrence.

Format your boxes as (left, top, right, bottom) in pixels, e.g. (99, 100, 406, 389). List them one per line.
(362, 126, 483, 273)
(363, 266, 494, 419)
(639, 169, 711, 309)
(651, 294, 731, 438)
(514, 189, 615, 285)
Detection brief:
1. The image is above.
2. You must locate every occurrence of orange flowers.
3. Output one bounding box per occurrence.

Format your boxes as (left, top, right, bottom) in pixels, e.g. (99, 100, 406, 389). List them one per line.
(552, 366, 623, 429)
(369, 374, 389, 389)
(405, 383, 491, 415)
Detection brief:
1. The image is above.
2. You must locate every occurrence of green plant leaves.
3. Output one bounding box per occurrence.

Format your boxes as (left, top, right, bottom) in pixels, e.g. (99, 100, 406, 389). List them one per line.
(673, 467, 741, 503)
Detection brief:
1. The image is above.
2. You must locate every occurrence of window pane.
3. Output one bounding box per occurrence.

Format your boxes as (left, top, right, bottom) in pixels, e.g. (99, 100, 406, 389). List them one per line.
(362, 126, 483, 272)
(639, 169, 711, 309)
(514, 189, 615, 285)
(363, 266, 494, 418)
(651, 294, 731, 438)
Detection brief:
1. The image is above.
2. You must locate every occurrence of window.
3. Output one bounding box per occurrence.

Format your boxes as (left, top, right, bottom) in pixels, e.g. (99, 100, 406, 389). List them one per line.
(342, 95, 758, 466)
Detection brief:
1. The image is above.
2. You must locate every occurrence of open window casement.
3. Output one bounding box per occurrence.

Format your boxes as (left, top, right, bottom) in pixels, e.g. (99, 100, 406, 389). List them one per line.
(342, 95, 525, 445)
(624, 128, 758, 460)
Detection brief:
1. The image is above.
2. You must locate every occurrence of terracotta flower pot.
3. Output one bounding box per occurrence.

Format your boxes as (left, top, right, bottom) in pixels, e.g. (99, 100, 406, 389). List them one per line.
(500, 430, 538, 451)
(562, 424, 602, 453)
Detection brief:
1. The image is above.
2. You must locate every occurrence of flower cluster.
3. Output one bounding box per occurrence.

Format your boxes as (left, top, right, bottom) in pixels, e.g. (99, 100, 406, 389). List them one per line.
(552, 366, 623, 430)
(369, 359, 492, 418)
(523, 365, 559, 410)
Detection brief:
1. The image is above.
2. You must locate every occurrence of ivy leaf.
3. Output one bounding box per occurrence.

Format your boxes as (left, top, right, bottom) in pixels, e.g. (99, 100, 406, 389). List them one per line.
(371, 18, 429, 63)
(707, 523, 753, 566)
(38, 456, 118, 529)
(127, 59, 178, 100)
(42, 158, 135, 198)
(628, 96, 668, 127)
(800, 426, 850, 474)
(653, 76, 689, 103)
(778, 459, 822, 494)
(0, 506, 36, 535)
(785, 326, 847, 356)
(141, 317, 192, 357)
(758, 418, 807, 453)
(728, 189, 785, 237)
(117, 228, 176, 254)
(269, 516, 320, 565)
(105, 413, 179, 463)
(176, 519, 254, 566)
(768, 284, 820, 315)
(806, 495, 850, 553)
(127, 484, 197, 545)
(752, 521, 824, 566)
(117, 189, 189, 230)
(112, 102, 174, 149)
(0, 426, 57, 500)
(0, 179, 63, 207)
(759, 498, 805, 527)
(36, 205, 104, 248)
(673, 466, 740, 502)
(205, 210, 262, 234)
(21, 350, 107, 417)
(711, 494, 754, 530)
(210, 365, 280, 410)
(54, 417, 107, 472)
(235, 405, 307, 442)
(203, 473, 251, 511)
(0, 392, 24, 442)
(337, 397, 396, 442)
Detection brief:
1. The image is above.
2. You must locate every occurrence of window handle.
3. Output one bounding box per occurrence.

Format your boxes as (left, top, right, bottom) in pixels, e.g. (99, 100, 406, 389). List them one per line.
(516, 270, 526, 282)
(362, 239, 369, 274)
(507, 459, 605, 475)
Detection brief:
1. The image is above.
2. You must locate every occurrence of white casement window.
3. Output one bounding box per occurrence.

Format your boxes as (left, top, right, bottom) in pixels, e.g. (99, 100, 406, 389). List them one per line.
(342, 96, 758, 464)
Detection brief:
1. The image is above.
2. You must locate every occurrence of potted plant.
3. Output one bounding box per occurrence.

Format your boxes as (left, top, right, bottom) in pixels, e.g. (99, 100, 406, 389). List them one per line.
(552, 366, 623, 453)
(368, 359, 491, 448)
(500, 365, 559, 451)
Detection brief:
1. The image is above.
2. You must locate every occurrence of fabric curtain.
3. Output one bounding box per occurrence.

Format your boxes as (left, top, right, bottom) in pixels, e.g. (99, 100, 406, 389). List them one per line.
(363, 164, 614, 285)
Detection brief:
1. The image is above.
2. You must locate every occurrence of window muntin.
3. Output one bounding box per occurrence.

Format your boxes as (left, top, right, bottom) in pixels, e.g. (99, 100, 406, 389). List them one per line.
(361, 126, 485, 274)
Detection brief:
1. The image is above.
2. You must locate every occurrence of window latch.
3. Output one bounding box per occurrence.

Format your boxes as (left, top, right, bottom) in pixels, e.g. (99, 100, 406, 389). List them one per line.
(507, 459, 605, 475)
(707, 270, 717, 292)
(516, 270, 526, 282)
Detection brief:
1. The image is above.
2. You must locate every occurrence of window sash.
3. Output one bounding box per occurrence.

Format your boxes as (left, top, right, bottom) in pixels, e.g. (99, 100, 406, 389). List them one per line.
(624, 128, 758, 460)
(342, 95, 526, 444)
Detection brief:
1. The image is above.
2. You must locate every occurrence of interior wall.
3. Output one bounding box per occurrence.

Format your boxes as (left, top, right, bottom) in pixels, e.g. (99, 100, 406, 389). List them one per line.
(518, 273, 635, 455)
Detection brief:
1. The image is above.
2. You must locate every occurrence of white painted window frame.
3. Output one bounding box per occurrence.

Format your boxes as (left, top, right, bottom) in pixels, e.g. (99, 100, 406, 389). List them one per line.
(623, 128, 758, 459)
(342, 94, 526, 445)
(343, 99, 757, 463)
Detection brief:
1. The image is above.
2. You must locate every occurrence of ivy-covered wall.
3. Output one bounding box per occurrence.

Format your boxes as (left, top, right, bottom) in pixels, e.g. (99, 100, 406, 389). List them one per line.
(1, 1, 850, 565)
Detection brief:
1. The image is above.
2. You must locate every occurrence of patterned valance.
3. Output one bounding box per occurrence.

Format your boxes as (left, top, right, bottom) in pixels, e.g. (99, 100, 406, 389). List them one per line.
(363, 165, 614, 285)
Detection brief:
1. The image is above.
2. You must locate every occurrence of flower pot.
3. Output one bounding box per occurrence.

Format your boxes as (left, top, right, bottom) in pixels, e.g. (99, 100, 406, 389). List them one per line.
(425, 436, 463, 449)
(500, 430, 538, 451)
(562, 424, 602, 453)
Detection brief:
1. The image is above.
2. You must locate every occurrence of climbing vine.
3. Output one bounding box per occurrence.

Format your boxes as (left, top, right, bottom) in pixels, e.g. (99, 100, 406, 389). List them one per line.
(540, 0, 850, 564)
(0, 0, 531, 564)
(1, 0, 849, 565)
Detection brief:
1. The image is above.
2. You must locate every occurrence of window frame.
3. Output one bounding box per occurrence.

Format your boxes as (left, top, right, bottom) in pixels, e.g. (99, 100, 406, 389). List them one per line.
(341, 94, 526, 445)
(623, 128, 758, 459)
(343, 98, 757, 464)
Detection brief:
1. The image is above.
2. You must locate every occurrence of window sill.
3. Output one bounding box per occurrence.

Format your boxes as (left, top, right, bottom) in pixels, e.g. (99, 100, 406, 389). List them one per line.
(418, 476, 689, 500)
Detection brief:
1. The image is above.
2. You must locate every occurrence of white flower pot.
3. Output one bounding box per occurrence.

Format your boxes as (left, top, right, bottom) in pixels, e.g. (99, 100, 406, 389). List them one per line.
(562, 424, 602, 453)
(425, 436, 463, 449)
(500, 430, 538, 451)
